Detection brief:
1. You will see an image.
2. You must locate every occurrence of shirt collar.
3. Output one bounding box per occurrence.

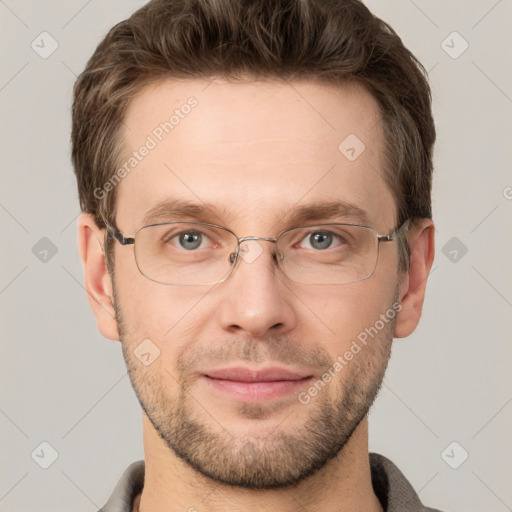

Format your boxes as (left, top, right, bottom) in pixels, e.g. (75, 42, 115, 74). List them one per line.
(100, 453, 440, 512)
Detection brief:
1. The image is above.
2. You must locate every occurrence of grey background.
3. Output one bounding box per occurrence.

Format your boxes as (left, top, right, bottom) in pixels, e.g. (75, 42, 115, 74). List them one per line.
(1, 0, 511, 511)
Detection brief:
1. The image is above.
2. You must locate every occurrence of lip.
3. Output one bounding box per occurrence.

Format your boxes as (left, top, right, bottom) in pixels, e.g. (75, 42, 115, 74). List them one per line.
(202, 366, 313, 402)
(204, 366, 311, 382)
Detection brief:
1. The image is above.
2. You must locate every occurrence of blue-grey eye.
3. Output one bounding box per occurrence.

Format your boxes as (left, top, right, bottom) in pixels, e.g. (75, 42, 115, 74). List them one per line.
(179, 231, 203, 250)
(308, 231, 333, 250)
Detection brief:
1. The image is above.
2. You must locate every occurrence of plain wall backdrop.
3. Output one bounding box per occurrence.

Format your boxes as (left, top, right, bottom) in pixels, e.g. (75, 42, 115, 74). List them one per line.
(1, 0, 511, 510)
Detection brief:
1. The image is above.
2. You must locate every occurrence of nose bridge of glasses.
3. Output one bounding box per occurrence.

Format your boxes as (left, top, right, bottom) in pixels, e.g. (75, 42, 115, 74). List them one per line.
(238, 235, 277, 244)
(229, 235, 282, 266)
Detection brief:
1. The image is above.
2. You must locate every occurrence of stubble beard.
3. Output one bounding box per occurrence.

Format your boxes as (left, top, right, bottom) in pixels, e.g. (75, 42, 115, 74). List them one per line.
(113, 280, 395, 489)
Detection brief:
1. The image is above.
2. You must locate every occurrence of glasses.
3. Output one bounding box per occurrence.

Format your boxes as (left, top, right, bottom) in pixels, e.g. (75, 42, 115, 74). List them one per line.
(106, 219, 410, 286)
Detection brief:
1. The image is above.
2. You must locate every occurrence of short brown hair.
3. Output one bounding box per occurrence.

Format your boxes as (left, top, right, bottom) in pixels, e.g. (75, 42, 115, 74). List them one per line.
(71, 0, 435, 273)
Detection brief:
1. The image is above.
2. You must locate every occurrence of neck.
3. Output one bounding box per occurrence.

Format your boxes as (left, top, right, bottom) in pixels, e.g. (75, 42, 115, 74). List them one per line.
(136, 415, 383, 512)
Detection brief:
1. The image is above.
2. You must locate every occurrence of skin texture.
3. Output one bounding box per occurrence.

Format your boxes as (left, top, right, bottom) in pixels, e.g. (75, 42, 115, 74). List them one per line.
(77, 78, 435, 512)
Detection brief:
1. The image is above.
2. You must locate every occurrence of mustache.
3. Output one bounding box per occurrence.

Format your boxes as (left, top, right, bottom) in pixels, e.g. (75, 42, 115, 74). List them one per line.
(177, 335, 333, 377)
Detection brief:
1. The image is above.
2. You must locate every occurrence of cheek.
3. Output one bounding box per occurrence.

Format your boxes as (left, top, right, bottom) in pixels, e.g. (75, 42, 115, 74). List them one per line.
(115, 251, 202, 331)
(295, 278, 397, 352)
(114, 268, 213, 369)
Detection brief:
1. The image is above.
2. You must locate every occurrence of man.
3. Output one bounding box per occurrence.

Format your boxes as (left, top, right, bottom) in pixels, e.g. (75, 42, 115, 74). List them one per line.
(72, 0, 441, 510)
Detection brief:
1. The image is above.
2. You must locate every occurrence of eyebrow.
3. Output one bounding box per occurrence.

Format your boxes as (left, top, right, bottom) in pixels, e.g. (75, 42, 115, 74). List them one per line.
(140, 198, 371, 229)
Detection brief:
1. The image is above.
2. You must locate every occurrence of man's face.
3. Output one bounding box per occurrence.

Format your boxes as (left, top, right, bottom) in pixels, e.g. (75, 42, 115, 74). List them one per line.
(111, 78, 402, 488)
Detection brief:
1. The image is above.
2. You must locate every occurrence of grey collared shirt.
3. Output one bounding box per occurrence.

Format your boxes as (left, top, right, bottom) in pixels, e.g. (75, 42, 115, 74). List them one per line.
(98, 452, 444, 512)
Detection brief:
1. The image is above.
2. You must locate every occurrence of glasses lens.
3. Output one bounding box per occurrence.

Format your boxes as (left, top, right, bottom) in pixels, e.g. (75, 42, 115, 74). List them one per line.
(277, 224, 379, 284)
(132, 222, 379, 286)
(134, 222, 238, 285)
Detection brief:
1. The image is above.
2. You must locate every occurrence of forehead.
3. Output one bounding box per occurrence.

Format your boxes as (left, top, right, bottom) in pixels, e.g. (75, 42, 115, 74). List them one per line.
(115, 78, 395, 233)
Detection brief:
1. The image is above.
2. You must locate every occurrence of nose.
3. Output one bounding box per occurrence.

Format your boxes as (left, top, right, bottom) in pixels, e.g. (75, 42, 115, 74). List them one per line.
(217, 239, 297, 338)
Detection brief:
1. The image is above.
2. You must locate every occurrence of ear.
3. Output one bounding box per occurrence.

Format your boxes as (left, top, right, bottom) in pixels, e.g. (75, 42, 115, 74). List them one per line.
(77, 213, 120, 341)
(394, 218, 435, 338)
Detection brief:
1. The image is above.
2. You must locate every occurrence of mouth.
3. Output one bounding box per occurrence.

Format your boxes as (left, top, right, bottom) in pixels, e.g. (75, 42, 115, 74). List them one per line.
(201, 366, 314, 402)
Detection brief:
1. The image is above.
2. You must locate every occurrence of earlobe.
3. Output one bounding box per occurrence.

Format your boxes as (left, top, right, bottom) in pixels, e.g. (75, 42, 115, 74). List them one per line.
(77, 213, 120, 341)
(394, 219, 435, 338)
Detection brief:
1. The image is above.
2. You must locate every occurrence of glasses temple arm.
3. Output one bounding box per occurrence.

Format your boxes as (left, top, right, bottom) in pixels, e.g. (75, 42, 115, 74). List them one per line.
(106, 225, 135, 245)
